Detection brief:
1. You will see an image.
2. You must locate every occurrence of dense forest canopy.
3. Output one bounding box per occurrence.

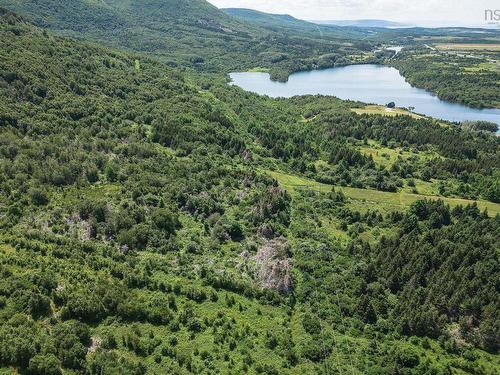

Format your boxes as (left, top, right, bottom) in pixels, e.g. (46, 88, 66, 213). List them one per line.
(0, 4, 499, 375)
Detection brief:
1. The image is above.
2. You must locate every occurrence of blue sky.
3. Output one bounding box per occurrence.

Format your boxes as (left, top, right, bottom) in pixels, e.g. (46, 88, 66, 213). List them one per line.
(207, 0, 500, 27)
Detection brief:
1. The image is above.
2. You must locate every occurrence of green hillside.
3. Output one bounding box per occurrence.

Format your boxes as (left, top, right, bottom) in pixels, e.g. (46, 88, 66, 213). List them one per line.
(0, 0, 254, 60)
(0, 8, 499, 374)
(223, 8, 339, 34)
(223, 8, 315, 28)
(0, 0, 375, 81)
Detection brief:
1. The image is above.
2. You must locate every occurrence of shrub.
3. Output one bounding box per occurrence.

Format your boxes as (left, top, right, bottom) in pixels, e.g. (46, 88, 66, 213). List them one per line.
(30, 188, 49, 206)
(28, 354, 62, 375)
(151, 208, 180, 235)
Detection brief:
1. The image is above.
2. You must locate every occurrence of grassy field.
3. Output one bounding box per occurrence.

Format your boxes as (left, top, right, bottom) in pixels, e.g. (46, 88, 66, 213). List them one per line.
(435, 43, 500, 51)
(464, 61, 500, 73)
(358, 140, 439, 168)
(267, 170, 500, 216)
(247, 67, 271, 73)
(351, 105, 425, 119)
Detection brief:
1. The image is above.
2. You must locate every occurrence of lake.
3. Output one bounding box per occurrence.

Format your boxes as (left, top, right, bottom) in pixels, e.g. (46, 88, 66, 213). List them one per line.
(229, 64, 500, 128)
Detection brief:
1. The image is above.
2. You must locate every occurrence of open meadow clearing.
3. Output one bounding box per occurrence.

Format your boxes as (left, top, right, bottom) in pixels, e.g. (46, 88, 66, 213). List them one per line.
(351, 105, 425, 119)
(268, 170, 500, 216)
(435, 43, 500, 51)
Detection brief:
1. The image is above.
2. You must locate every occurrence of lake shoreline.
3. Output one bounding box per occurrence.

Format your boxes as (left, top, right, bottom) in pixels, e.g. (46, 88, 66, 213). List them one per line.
(230, 64, 500, 129)
(262, 60, 499, 111)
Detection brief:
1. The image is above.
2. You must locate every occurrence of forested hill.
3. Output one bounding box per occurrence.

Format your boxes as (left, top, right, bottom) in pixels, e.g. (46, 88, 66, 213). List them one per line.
(223, 8, 313, 28)
(223, 8, 342, 34)
(0, 0, 374, 80)
(0, 8, 499, 374)
(0, 0, 252, 58)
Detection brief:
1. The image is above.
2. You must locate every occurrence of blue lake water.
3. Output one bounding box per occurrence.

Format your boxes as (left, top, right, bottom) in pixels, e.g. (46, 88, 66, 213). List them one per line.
(229, 64, 500, 127)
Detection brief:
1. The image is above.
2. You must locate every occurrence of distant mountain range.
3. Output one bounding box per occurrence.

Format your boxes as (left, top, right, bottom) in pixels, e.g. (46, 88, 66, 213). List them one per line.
(223, 9, 411, 31)
(313, 19, 413, 28)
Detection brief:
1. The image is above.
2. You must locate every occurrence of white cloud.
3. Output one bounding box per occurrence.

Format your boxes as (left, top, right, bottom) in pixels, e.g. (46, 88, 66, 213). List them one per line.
(208, 0, 500, 27)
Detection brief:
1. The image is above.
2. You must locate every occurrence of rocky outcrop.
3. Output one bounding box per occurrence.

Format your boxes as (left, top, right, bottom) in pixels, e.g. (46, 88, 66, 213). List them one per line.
(252, 237, 293, 294)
